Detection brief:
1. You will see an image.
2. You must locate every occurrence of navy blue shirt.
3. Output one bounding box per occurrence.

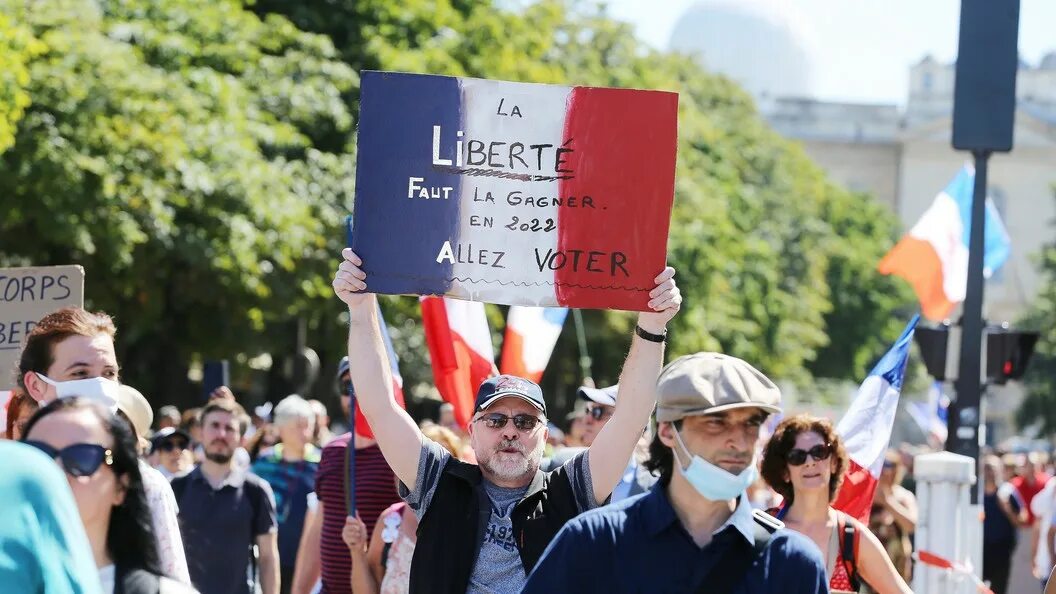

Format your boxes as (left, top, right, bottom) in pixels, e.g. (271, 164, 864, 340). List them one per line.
(172, 466, 277, 594)
(521, 485, 829, 594)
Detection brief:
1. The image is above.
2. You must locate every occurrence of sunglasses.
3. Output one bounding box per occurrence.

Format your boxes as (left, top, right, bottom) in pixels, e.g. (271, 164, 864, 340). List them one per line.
(474, 412, 543, 432)
(584, 406, 613, 421)
(25, 441, 114, 477)
(157, 440, 189, 453)
(786, 444, 832, 467)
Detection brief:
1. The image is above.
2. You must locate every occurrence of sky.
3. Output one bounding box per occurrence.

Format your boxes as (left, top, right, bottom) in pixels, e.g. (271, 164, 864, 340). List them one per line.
(602, 0, 1056, 106)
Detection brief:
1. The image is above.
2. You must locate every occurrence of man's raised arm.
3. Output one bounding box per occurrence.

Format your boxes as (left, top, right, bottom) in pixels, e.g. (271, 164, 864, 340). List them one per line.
(586, 266, 681, 504)
(333, 248, 423, 488)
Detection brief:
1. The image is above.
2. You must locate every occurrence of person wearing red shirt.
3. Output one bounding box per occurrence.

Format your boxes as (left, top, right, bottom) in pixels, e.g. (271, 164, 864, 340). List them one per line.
(1012, 453, 1051, 525)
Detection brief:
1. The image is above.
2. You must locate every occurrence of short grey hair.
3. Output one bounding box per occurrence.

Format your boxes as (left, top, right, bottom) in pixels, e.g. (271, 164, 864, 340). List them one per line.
(273, 394, 315, 429)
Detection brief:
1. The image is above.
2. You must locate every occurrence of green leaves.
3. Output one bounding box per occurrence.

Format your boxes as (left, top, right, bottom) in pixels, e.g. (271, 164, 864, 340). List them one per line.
(0, 0, 913, 406)
(1016, 188, 1056, 436)
(0, 0, 356, 400)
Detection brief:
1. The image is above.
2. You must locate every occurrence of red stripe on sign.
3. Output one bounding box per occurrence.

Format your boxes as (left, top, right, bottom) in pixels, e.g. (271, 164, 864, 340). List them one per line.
(831, 458, 879, 524)
(556, 87, 678, 310)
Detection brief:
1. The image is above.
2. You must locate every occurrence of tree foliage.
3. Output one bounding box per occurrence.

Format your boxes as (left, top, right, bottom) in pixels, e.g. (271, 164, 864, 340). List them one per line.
(1015, 188, 1056, 435)
(0, 0, 912, 411)
(0, 0, 356, 401)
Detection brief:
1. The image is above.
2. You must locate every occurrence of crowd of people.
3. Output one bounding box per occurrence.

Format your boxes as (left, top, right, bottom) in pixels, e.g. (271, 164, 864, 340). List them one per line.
(1, 248, 1054, 594)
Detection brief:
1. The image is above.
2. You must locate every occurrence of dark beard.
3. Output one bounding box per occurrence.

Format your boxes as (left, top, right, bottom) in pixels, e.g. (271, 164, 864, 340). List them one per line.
(205, 450, 233, 464)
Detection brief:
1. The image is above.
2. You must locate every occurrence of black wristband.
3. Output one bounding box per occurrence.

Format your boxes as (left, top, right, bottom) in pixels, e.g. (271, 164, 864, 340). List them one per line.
(635, 325, 666, 343)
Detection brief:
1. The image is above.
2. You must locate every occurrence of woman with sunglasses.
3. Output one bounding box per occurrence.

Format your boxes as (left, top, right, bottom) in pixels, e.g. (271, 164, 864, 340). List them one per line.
(18, 306, 190, 584)
(760, 414, 912, 594)
(22, 397, 196, 593)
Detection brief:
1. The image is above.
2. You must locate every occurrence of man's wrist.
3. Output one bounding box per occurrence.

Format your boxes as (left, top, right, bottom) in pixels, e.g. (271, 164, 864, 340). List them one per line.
(634, 324, 666, 343)
(635, 319, 667, 336)
(347, 299, 376, 324)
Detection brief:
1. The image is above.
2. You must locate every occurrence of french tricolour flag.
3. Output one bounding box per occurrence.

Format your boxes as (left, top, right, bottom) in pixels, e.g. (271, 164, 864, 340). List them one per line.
(421, 296, 498, 428)
(353, 72, 677, 311)
(878, 165, 1010, 320)
(354, 304, 406, 439)
(832, 315, 919, 523)
(499, 307, 568, 383)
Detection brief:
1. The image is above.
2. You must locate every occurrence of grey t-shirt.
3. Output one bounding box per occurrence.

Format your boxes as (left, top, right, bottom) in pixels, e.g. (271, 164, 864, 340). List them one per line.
(400, 438, 597, 594)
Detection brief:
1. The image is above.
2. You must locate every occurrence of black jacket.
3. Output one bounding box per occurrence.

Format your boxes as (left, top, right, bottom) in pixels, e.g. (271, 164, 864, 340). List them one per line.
(408, 455, 586, 594)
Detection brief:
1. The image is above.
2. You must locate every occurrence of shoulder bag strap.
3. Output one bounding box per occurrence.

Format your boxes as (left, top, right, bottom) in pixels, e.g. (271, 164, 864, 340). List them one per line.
(839, 512, 863, 592)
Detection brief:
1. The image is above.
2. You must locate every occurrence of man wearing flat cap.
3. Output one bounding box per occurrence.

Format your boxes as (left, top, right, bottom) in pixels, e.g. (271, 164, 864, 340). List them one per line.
(523, 353, 828, 594)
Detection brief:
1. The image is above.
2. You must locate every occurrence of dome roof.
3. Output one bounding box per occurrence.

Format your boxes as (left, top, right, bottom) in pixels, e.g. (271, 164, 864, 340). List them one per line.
(1040, 52, 1056, 71)
(669, 0, 817, 99)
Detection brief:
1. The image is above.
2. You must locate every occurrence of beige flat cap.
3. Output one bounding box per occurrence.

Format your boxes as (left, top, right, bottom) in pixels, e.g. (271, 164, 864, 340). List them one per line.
(656, 353, 781, 422)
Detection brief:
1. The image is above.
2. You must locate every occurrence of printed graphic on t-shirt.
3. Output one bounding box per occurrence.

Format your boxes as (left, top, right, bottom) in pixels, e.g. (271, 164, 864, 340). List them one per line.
(483, 520, 518, 552)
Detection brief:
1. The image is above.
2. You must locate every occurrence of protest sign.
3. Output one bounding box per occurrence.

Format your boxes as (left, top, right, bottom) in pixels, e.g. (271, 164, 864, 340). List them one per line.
(0, 265, 85, 389)
(351, 71, 678, 311)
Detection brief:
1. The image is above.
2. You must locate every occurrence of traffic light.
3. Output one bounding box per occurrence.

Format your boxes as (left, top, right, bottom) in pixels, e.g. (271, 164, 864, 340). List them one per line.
(986, 327, 1040, 385)
(915, 323, 950, 381)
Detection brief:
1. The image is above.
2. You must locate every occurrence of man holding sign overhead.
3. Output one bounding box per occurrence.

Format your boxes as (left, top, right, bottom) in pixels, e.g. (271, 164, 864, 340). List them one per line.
(332, 247, 680, 594)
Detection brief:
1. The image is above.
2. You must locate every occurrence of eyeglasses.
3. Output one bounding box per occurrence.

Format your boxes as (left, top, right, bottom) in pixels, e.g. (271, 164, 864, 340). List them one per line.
(24, 441, 114, 477)
(474, 412, 543, 432)
(786, 444, 832, 467)
(584, 406, 613, 421)
(157, 440, 189, 453)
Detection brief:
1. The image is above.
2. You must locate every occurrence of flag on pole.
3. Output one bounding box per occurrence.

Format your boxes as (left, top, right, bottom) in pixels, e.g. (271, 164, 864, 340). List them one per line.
(878, 164, 1010, 321)
(499, 307, 568, 383)
(906, 381, 949, 447)
(832, 315, 919, 523)
(352, 304, 407, 439)
(421, 296, 498, 428)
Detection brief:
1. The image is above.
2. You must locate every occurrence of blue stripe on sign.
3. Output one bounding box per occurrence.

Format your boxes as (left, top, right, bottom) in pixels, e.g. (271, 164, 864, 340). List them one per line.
(353, 71, 464, 295)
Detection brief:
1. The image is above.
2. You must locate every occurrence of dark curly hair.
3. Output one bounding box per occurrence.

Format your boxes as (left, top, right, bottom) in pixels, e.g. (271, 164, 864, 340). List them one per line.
(760, 414, 848, 505)
(22, 397, 163, 577)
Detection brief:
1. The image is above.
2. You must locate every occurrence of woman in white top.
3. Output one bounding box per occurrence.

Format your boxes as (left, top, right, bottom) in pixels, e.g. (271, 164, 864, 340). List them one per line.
(23, 397, 196, 594)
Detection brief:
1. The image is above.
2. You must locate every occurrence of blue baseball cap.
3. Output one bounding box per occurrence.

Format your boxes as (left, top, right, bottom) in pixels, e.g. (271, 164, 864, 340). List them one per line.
(475, 375, 546, 415)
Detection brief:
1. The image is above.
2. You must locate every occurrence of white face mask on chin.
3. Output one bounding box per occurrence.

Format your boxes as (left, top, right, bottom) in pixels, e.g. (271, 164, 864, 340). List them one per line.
(673, 427, 757, 502)
(36, 373, 121, 412)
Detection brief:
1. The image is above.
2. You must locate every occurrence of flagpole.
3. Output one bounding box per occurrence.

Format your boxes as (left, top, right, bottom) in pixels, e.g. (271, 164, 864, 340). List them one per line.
(946, 150, 990, 504)
(572, 309, 594, 388)
(345, 216, 357, 516)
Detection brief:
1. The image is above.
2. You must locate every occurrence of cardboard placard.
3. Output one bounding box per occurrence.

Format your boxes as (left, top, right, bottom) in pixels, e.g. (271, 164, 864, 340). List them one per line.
(352, 71, 678, 311)
(0, 265, 85, 389)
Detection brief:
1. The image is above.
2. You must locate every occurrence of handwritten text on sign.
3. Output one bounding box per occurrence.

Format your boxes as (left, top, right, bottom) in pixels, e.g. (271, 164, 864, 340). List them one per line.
(0, 265, 85, 390)
(351, 71, 677, 311)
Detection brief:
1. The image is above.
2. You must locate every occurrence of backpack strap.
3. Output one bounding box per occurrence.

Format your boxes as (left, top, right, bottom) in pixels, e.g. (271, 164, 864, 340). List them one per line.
(696, 508, 780, 594)
(838, 512, 863, 592)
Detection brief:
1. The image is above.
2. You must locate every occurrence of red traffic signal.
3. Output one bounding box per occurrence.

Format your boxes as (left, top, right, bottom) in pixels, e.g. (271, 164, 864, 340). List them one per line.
(986, 327, 1040, 385)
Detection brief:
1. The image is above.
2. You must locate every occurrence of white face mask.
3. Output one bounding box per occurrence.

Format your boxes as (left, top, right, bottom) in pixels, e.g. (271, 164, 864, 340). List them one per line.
(673, 427, 757, 501)
(36, 373, 121, 412)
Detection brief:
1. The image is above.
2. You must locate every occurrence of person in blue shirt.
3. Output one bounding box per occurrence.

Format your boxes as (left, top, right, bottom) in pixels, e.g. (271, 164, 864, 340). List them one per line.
(250, 394, 321, 594)
(522, 352, 829, 594)
(0, 439, 103, 594)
